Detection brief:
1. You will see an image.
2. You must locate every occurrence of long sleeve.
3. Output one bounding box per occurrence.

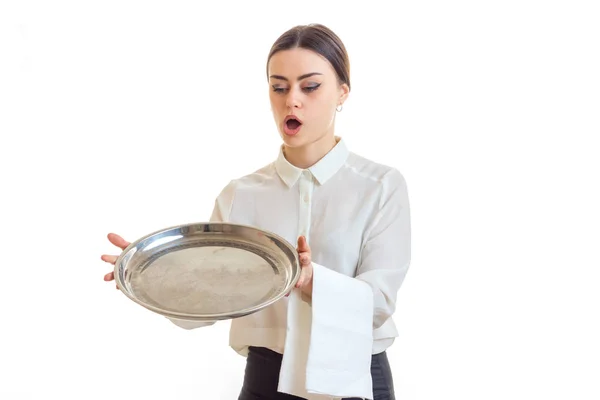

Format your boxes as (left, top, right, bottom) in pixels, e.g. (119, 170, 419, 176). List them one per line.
(354, 168, 411, 329)
(310, 169, 410, 330)
(166, 181, 236, 330)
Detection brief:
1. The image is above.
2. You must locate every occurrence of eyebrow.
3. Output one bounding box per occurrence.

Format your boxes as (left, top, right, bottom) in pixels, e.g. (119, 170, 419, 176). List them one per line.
(269, 72, 323, 81)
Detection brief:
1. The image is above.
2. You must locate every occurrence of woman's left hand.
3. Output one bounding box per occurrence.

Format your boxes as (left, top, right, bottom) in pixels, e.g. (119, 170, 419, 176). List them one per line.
(295, 235, 313, 296)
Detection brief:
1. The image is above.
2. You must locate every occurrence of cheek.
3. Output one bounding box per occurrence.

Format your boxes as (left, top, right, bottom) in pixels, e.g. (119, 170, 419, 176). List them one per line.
(310, 95, 336, 119)
(269, 95, 283, 114)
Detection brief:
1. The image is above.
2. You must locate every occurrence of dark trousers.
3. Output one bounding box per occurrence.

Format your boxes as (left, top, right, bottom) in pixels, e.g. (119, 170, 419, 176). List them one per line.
(238, 346, 395, 400)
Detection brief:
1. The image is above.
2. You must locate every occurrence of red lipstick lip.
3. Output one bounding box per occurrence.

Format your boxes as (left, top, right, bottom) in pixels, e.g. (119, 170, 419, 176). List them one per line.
(284, 115, 303, 124)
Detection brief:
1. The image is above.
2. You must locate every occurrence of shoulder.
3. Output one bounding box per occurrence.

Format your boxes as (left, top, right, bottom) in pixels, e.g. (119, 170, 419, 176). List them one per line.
(344, 152, 409, 217)
(215, 161, 278, 199)
(345, 151, 408, 190)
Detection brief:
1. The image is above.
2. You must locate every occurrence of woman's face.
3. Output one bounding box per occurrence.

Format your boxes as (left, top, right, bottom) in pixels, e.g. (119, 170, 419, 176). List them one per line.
(267, 47, 349, 149)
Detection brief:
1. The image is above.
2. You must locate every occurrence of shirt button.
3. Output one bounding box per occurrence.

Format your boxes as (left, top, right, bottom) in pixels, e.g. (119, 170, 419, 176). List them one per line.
(303, 194, 309, 203)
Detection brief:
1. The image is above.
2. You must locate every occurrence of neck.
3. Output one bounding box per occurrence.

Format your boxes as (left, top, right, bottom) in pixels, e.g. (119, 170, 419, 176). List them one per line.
(284, 134, 338, 169)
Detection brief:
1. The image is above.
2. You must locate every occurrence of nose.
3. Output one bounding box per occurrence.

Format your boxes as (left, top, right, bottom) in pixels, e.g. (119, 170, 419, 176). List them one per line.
(285, 87, 302, 109)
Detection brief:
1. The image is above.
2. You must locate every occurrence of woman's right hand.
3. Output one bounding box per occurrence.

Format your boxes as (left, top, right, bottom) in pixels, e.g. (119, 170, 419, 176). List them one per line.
(100, 233, 131, 289)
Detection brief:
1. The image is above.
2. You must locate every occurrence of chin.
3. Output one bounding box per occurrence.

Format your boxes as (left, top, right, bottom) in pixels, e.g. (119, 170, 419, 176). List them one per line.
(279, 127, 302, 144)
(281, 131, 310, 146)
(280, 135, 301, 147)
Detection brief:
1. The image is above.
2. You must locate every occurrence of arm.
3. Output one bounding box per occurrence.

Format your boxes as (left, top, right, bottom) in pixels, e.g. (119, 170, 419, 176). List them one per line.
(303, 169, 411, 329)
(354, 168, 411, 329)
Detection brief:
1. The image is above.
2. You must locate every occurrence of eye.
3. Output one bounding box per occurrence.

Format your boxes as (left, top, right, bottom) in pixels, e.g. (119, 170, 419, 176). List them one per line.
(271, 83, 321, 94)
(303, 84, 321, 93)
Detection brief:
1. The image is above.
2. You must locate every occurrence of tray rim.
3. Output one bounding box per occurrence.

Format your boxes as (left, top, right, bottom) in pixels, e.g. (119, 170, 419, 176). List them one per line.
(114, 221, 300, 321)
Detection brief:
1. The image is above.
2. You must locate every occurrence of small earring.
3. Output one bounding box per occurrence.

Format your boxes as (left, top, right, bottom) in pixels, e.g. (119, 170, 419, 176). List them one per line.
(336, 104, 343, 112)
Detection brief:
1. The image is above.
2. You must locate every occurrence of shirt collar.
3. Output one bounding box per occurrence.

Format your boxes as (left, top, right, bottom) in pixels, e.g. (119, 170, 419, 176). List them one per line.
(275, 136, 349, 187)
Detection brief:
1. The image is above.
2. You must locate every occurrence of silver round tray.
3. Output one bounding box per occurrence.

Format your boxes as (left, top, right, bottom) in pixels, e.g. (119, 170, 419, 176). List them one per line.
(114, 222, 300, 322)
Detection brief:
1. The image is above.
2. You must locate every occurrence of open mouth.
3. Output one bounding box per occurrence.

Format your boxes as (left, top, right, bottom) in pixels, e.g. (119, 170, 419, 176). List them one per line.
(286, 119, 301, 130)
(284, 115, 303, 135)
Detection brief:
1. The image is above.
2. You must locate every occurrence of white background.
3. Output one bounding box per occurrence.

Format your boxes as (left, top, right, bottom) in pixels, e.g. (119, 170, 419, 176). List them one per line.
(1, 1, 599, 399)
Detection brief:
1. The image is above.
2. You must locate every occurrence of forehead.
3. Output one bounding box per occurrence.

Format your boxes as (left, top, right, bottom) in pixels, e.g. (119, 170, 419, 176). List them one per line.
(268, 47, 335, 79)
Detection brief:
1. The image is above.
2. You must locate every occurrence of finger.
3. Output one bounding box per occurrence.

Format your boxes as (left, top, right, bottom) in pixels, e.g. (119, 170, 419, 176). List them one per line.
(100, 254, 118, 264)
(107, 233, 130, 250)
(296, 263, 312, 288)
(298, 252, 311, 266)
(104, 271, 115, 281)
(296, 269, 305, 288)
(297, 236, 310, 253)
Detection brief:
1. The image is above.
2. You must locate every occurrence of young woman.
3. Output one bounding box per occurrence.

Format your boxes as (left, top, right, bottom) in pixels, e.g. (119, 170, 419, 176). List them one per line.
(101, 24, 411, 400)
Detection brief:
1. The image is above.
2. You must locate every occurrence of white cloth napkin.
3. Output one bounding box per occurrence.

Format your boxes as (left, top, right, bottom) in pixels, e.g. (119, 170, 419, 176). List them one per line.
(278, 262, 374, 400)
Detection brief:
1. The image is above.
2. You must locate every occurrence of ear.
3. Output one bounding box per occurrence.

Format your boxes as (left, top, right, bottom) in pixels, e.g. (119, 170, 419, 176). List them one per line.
(338, 82, 350, 106)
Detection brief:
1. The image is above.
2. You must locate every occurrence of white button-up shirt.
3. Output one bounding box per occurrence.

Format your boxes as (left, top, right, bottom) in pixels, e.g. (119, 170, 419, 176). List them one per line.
(169, 137, 411, 357)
